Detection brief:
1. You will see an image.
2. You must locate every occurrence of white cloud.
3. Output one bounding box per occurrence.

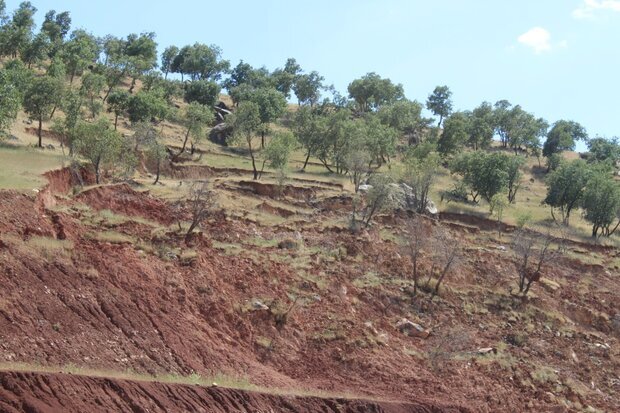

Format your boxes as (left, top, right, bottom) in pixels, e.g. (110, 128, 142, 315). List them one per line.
(518, 27, 552, 54)
(573, 0, 620, 20)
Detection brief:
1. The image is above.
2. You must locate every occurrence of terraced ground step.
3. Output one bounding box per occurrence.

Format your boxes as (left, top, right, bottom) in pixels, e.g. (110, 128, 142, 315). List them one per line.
(0, 370, 466, 413)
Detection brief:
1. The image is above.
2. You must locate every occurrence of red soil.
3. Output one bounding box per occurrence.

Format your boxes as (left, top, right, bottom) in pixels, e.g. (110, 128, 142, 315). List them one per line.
(0, 170, 618, 412)
(0, 371, 455, 413)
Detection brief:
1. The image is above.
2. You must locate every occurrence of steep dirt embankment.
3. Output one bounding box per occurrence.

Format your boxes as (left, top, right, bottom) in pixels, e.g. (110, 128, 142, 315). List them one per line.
(2, 168, 618, 412)
(0, 371, 450, 413)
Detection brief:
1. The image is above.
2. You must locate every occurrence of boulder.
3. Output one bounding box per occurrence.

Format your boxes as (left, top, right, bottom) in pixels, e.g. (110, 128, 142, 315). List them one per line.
(208, 123, 232, 146)
(477, 347, 497, 355)
(358, 182, 437, 214)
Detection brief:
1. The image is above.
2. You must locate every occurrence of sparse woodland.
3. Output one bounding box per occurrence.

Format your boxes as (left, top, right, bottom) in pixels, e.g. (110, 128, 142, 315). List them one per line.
(0, 2, 619, 412)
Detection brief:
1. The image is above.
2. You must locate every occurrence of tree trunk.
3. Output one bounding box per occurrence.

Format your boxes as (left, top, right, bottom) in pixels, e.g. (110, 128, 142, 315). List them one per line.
(179, 127, 191, 155)
(261, 131, 265, 149)
(94, 157, 101, 184)
(523, 278, 535, 297)
(319, 158, 335, 173)
(248, 137, 258, 180)
(258, 159, 267, 180)
(114, 113, 119, 130)
(103, 84, 114, 103)
(608, 219, 620, 237)
(37, 118, 43, 148)
(185, 220, 199, 242)
(153, 158, 161, 185)
(129, 77, 137, 94)
(412, 258, 418, 295)
(430, 264, 450, 301)
(302, 149, 311, 171)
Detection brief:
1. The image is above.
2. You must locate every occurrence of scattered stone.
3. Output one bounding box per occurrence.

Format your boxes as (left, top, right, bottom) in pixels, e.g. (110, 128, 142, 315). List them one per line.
(364, 321, 379, 335)
(358, 184, 372, 193)
(540, 278, 561, 293)
(252, 300, 269, 311)
(477, 347, 497, 355)
(395, 318, 430, 338)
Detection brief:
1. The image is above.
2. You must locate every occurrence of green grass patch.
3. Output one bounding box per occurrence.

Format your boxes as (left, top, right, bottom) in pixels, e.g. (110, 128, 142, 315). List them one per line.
(352, 271, 384, 288)
(0, 144, 65, 189)
(86, 231, 135, 244)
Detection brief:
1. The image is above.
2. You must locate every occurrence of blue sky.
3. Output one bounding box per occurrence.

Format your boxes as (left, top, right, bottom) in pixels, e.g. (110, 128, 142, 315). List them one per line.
(5, 0, 620, 140)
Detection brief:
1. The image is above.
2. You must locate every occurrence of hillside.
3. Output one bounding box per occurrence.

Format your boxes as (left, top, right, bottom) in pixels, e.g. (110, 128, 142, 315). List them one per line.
(1, 2, 620, 411)
(0, 144, 618, 411)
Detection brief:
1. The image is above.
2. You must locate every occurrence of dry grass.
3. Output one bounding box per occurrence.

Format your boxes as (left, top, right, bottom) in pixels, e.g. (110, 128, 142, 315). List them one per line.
(0, 143, 65, 189)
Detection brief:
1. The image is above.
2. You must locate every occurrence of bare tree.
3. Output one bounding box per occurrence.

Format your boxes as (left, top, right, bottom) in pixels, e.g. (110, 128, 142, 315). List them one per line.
(361, 174, 395, 228)
(430, 227, 461, 301)
(405, 214, 430, 295)
(185, 181, 217, 242)
(346, 149, 372, 193)
(512, 229, 564, 297)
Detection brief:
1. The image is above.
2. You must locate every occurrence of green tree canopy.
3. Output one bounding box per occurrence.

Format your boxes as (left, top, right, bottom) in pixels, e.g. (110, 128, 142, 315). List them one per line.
(292, 105, 327, 170)
(362, 114, 398, 168)
(61, 29, 99, 83)
(160, 45, 179, 79)
(23, 75, 64, 147)
(581, 170, 620, 237)
(543, 120, 588, 158)
(586, 137, 620, 164)
(0, 67, 21, 138)
(126, 90, 168, 124)
(504, 105, 548, 155)
(73, 117, 123, 184)
(228, 101, 261, 179)
(467, 102, 495, 150)
(261, 130, 297, 177)
(184, 79, 221, 107)
(348, 72, 405, 113)
(178, 101, 214, 154)
(172, 42, 230, 81)
(426, 85, 453, 127)
(543, 159, 592, 224)
(106, 89, 130, 130)
(247, 87, 287, 146)
(124, 32, 158, 92)
(40, 9, 70, 57)
(293, 71, 324, 107)
(438, 111, 469, 157)
(0, 1, 37, 58)
(450, 151, 514, 203)
(223, 60, 272, 94)
(80, 71, 106, 118)
(271, 57, 302, 98)
(377, 100, 432, 145)
(21, 32, 48, 68)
